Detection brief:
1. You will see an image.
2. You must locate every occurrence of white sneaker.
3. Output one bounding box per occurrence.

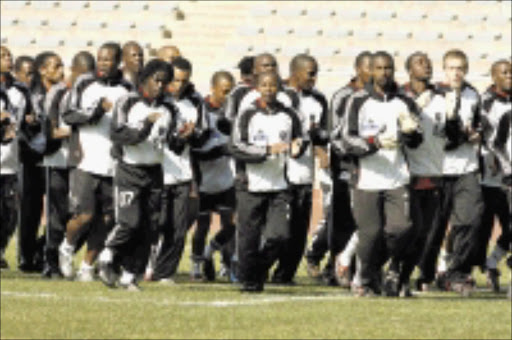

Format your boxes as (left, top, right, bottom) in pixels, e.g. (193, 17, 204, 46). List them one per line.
(58, 241, 74, 279)
(75, 263, 95, 282)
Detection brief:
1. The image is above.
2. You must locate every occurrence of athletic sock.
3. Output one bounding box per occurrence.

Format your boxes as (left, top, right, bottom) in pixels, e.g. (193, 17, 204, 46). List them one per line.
(486, 245, 507, 269)
(119, 270, 135, 285)
(61, 238, 75, 253)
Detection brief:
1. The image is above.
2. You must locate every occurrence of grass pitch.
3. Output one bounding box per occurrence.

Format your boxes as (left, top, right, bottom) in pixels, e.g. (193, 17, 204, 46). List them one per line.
(1, 234, 511, 339)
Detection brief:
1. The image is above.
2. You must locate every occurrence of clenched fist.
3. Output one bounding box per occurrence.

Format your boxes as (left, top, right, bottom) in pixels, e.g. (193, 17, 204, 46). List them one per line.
(398, 111, 419, 134)
(415, 90, 433, 109)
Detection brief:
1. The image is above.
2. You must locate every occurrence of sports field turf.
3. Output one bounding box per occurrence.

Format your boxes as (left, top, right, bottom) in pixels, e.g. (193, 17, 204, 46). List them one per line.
(1, 235, 511, 339)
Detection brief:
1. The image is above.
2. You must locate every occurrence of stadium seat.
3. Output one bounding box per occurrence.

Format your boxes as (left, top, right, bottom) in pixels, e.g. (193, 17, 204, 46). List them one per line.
(366, 9, 395, 21)
(470, 31, 498, 42)
(108, 21, 134, 32)
(442, 31, 470, 42)
(381, 30, 410, 41)
(311, 46, 339, 58)
(0, 17, 16, 28)
(294, 26, 321, 39)
(89, 1, 118, 12)
(412, 31, 440, 41)
(47, 18, 75, 30)
(280, 46, 308, 57)
(147, 1, 180, 12)
(353, 29, 380, 40)
(236, 25, 262, 37)
(30, 1, 56, 10)
(428, 12, 456, 22)
(249, 4, 275, 17)
(36, 36, 62, 48)
(75, 20, 104, 30)
(9, 36, 33, 47)
(395, 10, 425, 22)
(118, 2, 148, 12)
(2, 1, 27, 10)
(485, 13, 511, 26)
(63, 37, 92, 48)
(277, 7, 304, 18)
(59, 0, 88, 11)
(307, 8, 334, 20)
(18, 18, 46, 29)
(459, 14, 485, 25)
(336, 9, 364, 20)
(322, 26, 352, 39)
(266, 26, 292, 37)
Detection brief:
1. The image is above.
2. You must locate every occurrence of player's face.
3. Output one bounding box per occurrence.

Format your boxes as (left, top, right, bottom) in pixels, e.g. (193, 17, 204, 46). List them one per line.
(410, 55, 432, 81)
(124, 45, 143, 73)
(254, 56, 278, 75)
(0, 47, 13, 73)
(97, 48, 118, 78)
(15, 61, 34, 86)
(142, 70, 167, 100)
(372, 56, 394, 89)
(42, 56, 64, 84)
(257, 74, 279, 104)
(443, 57, 467, 89)
(211, 77, 234, 106)
(357, 57, 372, 84)
(494, 62, 512, 92)
(170, 68, 191, 97)
(296, 61, 318, 91)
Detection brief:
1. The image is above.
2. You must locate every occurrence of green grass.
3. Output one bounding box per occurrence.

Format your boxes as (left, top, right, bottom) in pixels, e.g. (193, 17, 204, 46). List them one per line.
(1, 234, 511, 340)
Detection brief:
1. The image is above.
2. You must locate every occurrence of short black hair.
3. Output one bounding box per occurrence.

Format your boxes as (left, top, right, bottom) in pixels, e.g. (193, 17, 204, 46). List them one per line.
(31, 51, 58, 91)
(372, 50, 394, 67)
(490, 58, 510, 76)
(99, 41, 122, 64)
(14, 56, 34, 73)
(290, 54, 317, 74)
(255, 70, 280, 87)
(172, 56, 192, 73)
(139, 59, 173, 85)
(211, 70, 235, 87)
(237, 56, 254, 76)
(405, 51, 428, 72)
(354, 51, 372, 68)
(72, 51, 95, 72)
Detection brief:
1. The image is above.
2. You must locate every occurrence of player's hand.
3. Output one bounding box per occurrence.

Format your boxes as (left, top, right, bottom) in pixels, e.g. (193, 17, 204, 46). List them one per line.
(267, 142, 289, 155)
(147, 112, 162, 123)
(415, 90, 432, 109)
(53, 126, 71, 139)
(4, 123, 16, 140)
(290, 138, 303, 158)
(101, 98, 113, 112)
(377, 135, 399, 149)
(445, 90, 458, 119)
(1, 111, 10, 121)
(179, 121, 195, 138)
(398, 111, 419, 134)
(25, 113, 36, 124)
(466, 126, 481, 144)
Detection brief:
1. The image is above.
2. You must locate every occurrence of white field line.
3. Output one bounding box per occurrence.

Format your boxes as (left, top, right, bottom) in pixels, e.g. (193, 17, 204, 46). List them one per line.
(1, 290, 353, 308)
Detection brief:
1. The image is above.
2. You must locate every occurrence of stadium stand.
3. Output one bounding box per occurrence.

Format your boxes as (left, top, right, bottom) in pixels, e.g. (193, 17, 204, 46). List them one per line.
(1, 0, 510, 96)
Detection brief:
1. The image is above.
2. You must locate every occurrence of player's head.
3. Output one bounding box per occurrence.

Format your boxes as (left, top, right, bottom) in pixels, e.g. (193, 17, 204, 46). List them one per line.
(71, 51, 95, 82)
(491, 59, 512, 93)
(354, 51, 372, 84)
(289, 54, 318, 91)
(443, 49, 468, 89)
(170, 56, 192, 97)
(139, 59, 173, 100)
(371, 51, 395, 90)
(210, 70, 235, 106)
(97, 42, 122, 79)
(0, 46, 13, 74)
(405, 51, 432, 82)
(157, 45, 181, 64)
(31, 51, 63, 91)
(256, 71, 280, 105)
(237, 56, 254, 84)
(122, 41, 144, 74)
(14, 56, 34, 86)
(253, 53, 278, 76)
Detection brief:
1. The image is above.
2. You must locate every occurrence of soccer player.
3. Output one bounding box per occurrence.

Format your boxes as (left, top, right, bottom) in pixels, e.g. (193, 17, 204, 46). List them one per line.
(30, 51, 69, 278)
(1, 46, 44, 273)
(322, 51, 372, 287)
(271, 54, 329, 285)
(150, 57, 207, 283)
(237, 56, 254, 85)
(479, 59, 511, 292)
(397, 52, 446, 295)
(231, 71, 304, 292)
(156, 45, 182, 65)
(121, 41, 144, 88)
(341, 51, 423, 297)
(14, 56, 34, 87)
(433, 49, 484, 295)
(190, 71, 236, 281)
(97, 59, 178, 291)
(58, 42, 132, 279)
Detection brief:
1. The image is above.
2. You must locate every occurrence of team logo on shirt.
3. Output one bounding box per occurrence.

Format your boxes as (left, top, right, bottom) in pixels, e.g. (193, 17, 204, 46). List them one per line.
(253, 129, 267, 143)
(279, 130, 289, 142)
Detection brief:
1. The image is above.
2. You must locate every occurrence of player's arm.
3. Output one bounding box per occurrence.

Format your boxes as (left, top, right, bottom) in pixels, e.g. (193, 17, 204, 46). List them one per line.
(230, 108, 269, 163)
(110, 95, 155, 146)
(341, 95, 379, 157)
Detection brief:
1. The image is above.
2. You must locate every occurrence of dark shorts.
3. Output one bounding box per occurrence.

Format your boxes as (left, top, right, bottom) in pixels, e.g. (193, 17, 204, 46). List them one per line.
(69, 168, 113, 216)
(199, 187, 236, 213)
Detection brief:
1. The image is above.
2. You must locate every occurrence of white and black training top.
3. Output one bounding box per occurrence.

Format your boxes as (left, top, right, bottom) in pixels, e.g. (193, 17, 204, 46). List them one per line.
(491, 110, 511, 179)
(401, 83, 446, 177)
(162, 84, 208, 185)
(65, 72, 132, 177)
(437, 82, 482, 176)
(111, 92, 178, 166)
(42, 81, 72, 168)
(231, 100, 303, 193)
(0, 76, 31, 174)
(191, 98, 235, 194)
(480, 86, 512, 187)
(282, 86, 329, 185)
(342, 82, 423, 191)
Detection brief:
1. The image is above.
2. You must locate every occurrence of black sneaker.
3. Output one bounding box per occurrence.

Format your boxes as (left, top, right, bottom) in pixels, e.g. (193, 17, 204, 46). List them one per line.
(240, 281, 264, 293)
(98, 261, 118, 288)
(0, 257, 9, 270)
(383, 270, 400, 297)
(203, 258, 216, 282)
(41, 265, 63, 279)
(487, 268, 500, 293)
(271, 276, 296, 286)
